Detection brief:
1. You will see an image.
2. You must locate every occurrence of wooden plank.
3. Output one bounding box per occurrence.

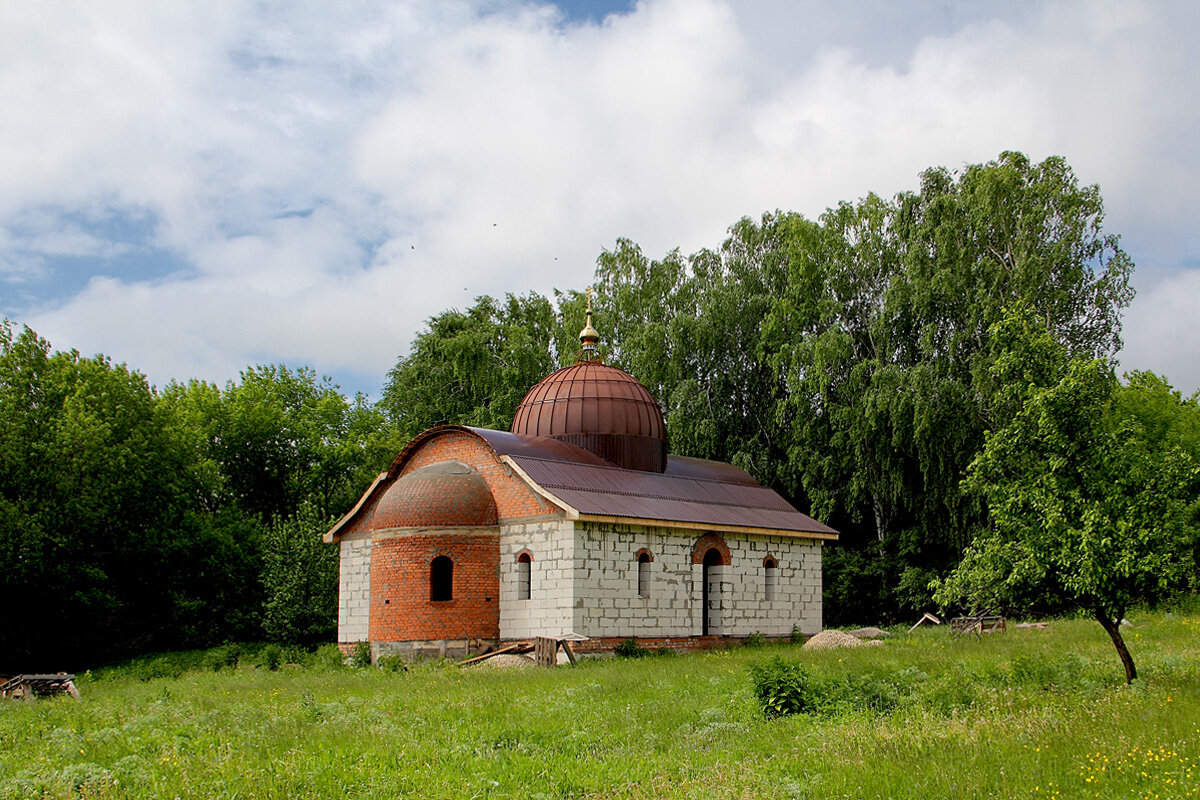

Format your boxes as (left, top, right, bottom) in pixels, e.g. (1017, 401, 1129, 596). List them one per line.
(534, 636, 556, 667)
(908, 612, 942, 633)
(560, 640, 576, 665)
(457, 643, 524, 667)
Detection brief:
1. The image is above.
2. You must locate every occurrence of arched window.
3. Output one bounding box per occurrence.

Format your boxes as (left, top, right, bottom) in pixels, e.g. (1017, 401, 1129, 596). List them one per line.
(517, 552, 532, 601)
(430, 556, 453, 602)
(764, 557, 777, 602)
(636, 550, 653, 598)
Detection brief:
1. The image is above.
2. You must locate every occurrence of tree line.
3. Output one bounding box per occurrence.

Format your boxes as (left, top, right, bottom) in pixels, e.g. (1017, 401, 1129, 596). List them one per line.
(3, 151, 1197, 674)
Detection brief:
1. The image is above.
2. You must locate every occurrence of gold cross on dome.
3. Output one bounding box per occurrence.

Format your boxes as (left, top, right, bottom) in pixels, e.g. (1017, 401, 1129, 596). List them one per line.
(585, 285, 594, 312)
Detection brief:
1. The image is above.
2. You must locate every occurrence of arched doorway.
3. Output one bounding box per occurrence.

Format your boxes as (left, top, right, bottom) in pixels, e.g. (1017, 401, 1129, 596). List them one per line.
(702, 547, 725, 635)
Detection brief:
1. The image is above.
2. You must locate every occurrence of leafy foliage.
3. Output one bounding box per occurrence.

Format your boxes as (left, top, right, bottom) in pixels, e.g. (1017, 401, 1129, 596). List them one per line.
(379, 293, 557, 439)
(0, 323, 392, 669)
(748, 656, 813, 717)
(0, 149, 1184, 668)
(262, 503, 338, 646)
(934, 309, 1200, 681)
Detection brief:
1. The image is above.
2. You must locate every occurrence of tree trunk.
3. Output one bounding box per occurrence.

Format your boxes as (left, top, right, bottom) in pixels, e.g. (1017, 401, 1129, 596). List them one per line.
(872, 492, 888, 545)
(1095, 610, 1137, 684)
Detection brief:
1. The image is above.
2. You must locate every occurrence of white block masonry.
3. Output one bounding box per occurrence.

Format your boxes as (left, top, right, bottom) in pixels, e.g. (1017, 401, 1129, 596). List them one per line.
(571, 522, 822, 639)
(499, 518, 577, 639)
(337, 535, 372, 644)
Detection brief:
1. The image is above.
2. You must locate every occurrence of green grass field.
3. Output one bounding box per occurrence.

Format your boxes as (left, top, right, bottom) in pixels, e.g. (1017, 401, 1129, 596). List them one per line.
(3, 610, 1199, 799)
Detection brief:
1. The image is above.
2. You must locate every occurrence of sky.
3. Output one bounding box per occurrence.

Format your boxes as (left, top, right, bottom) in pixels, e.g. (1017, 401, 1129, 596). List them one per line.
(2, 0, 1198, 398)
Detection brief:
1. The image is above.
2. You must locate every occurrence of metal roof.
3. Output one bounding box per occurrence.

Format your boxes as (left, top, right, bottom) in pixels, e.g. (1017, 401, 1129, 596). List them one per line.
(470, 428, 836, 537)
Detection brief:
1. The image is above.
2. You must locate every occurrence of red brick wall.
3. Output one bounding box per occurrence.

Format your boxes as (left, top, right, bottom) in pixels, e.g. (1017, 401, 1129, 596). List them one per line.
(691, 532, 731, 565)
(401, 430, 562, 521)
(369, 531, 500, 642)
(542, 635, 784, 654)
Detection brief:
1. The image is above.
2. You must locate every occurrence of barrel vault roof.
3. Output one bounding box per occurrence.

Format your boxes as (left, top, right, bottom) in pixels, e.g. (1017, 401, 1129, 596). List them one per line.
(326, 426, 837, 542)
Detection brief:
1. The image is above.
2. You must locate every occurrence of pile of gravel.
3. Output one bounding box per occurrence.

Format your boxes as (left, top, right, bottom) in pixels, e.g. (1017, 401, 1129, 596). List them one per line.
(802, 629, 887, 650)
(802, 629, 866, 650)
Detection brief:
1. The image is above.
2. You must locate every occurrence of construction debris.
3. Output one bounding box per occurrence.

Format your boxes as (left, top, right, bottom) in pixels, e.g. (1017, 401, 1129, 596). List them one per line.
(951, 614, 1006, 637)
(803, 630, 882, 650)
(458, 637, 578, 668)
(1, 674, 79, 700)
(908, 612, 943, 633)
(1014, 621, 1051, 631)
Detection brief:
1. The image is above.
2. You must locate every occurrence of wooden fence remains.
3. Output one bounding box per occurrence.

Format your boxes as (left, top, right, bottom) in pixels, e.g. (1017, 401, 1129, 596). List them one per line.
(951, 614, 1006, 638)
(1, 674, 79, 700)
(908, 612, 942, 633)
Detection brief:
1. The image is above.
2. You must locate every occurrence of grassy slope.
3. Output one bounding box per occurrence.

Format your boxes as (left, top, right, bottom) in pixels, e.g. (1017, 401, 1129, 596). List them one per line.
(2, 611, 1198, 799)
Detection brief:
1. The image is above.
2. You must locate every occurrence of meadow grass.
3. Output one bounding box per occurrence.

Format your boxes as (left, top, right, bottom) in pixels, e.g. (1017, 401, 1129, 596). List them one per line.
(2, 610, 1198, 799)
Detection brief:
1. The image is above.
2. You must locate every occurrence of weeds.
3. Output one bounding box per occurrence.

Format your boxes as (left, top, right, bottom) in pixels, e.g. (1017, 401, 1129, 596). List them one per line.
(614, 638, 647, 658)
(347, 640, 371, 668)
(1, 611, 1197, 800)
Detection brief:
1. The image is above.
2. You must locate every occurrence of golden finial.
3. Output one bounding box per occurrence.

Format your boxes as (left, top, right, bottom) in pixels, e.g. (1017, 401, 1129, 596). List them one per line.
(578, 287, 601, 362)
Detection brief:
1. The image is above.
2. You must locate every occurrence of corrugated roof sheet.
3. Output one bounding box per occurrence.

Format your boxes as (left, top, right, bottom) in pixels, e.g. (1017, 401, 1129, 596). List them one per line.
(470, 427, 835, 537)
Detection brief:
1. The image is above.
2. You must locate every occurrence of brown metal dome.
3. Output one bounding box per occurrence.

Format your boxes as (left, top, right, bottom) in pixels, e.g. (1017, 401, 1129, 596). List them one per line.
(372, 461, 498, 529)
(510, 362, 667, 472)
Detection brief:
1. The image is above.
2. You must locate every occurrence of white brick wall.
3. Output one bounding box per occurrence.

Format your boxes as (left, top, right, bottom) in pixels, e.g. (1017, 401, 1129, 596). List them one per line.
(337, 536, 372, 643)
(570, 522, 823, 639)
(498, 519, 576, 638)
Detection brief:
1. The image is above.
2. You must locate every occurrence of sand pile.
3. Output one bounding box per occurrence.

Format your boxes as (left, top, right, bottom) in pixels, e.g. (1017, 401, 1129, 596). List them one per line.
(802, 629, 883, 650)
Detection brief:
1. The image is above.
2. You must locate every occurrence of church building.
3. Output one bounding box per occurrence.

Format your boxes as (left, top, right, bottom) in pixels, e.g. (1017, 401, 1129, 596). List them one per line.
(325, 305, 836, 661)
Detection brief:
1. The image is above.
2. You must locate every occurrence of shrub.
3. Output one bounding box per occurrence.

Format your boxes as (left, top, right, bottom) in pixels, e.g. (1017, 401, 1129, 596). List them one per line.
(127, 656, 187, 682)
(308, 643, 347, 670)
(748, 657, 813, 717)
(789, 624, 805, 644)
(750, 660, 918, 718)
(377, 654, 408, 673)
(259, 644, 283, 671)
(348, 641, 372, 668)
(744, 632, 766, 648)
(202, 645, 242, 672)
(614, 639, 646, 658)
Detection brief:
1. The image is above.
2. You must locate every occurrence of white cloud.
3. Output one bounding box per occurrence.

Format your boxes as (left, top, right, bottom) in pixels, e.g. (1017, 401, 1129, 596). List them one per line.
(1120, 269, 1200, 395)
(2, 0, 1198, 395)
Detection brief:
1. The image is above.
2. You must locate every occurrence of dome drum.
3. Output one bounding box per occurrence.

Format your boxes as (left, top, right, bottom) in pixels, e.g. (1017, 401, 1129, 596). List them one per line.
(555, 432, 667, 473)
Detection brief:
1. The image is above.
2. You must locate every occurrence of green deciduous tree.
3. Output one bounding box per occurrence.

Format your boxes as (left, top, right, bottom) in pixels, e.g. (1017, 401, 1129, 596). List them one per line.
(934, 310, 1199, 683)
(0, 322, 256, 668)
(262, 502, 338, 645)
(757, 153, 1135, 623)
(380, 293, 557, 438)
